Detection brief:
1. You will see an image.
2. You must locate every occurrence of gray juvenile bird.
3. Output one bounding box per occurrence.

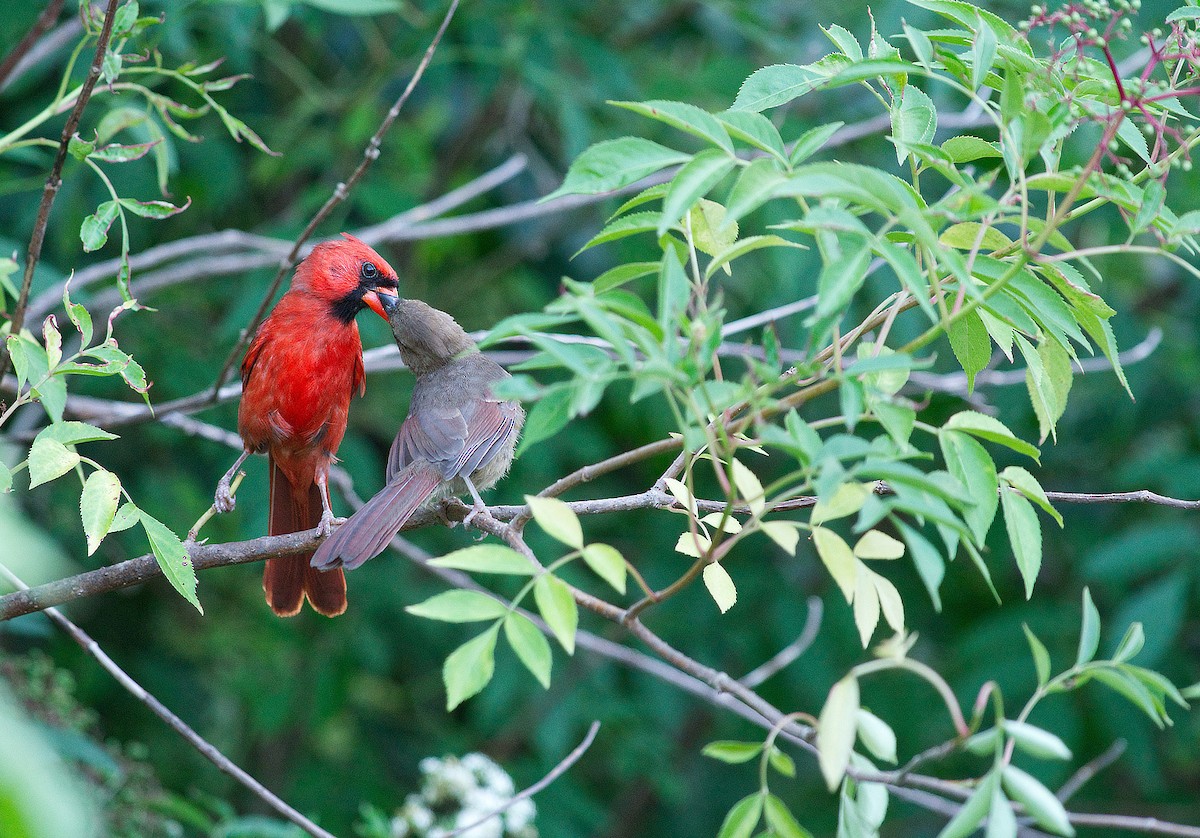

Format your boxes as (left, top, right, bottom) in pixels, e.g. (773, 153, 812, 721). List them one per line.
(311, 296, 524, 571)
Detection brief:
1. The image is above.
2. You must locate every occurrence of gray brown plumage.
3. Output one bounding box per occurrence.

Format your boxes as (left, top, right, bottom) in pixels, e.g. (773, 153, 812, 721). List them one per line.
(310, 297, 524, 571)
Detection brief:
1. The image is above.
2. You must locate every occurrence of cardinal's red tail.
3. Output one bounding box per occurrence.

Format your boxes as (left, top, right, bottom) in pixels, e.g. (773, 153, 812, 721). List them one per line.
(264, 458, 347, 618)
(311, 463, 442, 572)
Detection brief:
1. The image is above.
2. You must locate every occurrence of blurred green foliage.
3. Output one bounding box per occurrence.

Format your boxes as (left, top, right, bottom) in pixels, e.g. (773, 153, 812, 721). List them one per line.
(2, 0, 1200, 836)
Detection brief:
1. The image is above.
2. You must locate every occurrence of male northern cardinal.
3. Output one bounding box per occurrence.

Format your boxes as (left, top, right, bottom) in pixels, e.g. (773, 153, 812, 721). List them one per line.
(310, 295, 524, 571)
(215, 234, 399, 617)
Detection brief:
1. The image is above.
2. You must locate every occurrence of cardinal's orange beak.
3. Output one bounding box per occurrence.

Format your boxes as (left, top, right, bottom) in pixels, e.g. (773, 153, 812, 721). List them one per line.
(362, 288, 398, 322)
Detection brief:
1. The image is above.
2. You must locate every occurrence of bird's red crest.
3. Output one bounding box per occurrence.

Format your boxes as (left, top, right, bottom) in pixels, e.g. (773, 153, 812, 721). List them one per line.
(293, 235, 396, 301)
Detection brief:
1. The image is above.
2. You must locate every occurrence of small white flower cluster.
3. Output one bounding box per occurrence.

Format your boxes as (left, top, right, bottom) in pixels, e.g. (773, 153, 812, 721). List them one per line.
(389, 752, 537, 838)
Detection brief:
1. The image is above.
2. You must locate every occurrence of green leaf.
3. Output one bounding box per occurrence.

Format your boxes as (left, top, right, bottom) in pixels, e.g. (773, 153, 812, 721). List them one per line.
(788, 120, 845, 167)
(1167, 6, 1200, 21)
(761, 521, 800, 555)
(1076, 587, 1101, 667)
(1004, 720, 1072, 761)
(717, 111, 787, 162)
(80, 469, 121, 555)
(764, 794, 812, 838)
(813, 233, 872, 323)
(117, 196, 190, 219)
(729, 457, 764, 516)
(687, 199, 737, 256)
(504, 612, 552, 689)
(971, 11, 998, 90)
(704, 234, 806, 280)
(141, 512, 201, 613)
(732, 63, 829, 112)
(1001, 765, 1075, 836)
(443, 625, 499, 710)
(80, 201, 119, 252)
(937, 773, 995, 838)
(299, 0, 402, 13)
(811, 482, 869, 525)
(67, 134, 95, 161)
(898, 521, 945, 611)
(1018, 333, 1072, 444)
(429, 544, 535, 575)
(940, 222, 1012, 252)
(702, 562, 737, 613)
(940, 430, 999, 545)
(576, 212, 663, 255)
(986, 786, 1017, 838)
(581, 543, 627, 594)
(891, 85, 937, 164)
(35, 421, 118, 447)
(109, 501, 139, 533)
(944, 411, 1039, 460)
(812, 526, 857, 601)
(853, 530, 904, 560)
(28, 438, 80, 489)
(405, 590, 508, 623)
(947, 311, 991, 394)
(658, 245, 689, 335)
(527, 495, 583, 548)
(610, 100, 733, 153)
(856, 709, 897, 763)
(722, 158, 788, 226)
(91, 141, 157, 163)
(658, 150, 737, 236)
(545, 138, 689, 200)
(1000, 466, 1062, 526)
(701, 741, 762, 764)
(593, 261, 659, 294)
(817, 675, 860, 790)
(717, 793, 764, 838)
(942, 134, 1003, 162)
(534, 574, 578, 654)
(0, 462, 11, 493)
(1023, 624, 1051, 687)
(1112, 622, 1145, 664)
(768, 746, 796, 777)
(1002, 489, 1041, 599)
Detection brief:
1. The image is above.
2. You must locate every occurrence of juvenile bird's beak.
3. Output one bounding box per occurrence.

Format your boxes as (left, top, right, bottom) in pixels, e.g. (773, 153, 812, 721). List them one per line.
(362, 287, 399, 321)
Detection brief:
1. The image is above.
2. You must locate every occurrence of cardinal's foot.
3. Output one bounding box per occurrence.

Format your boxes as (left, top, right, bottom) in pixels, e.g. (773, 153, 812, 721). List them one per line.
(214, 480, 236, 514)
(317, 513, 346, 537)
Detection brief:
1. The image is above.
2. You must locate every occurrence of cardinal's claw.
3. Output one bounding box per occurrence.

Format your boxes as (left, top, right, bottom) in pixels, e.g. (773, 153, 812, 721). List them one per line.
(214, 480, 236, 514)
(317, 513, 346, 538)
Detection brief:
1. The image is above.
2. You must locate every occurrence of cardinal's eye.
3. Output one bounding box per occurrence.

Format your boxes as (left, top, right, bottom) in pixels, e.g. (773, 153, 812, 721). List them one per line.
(360, 262, 379, 281)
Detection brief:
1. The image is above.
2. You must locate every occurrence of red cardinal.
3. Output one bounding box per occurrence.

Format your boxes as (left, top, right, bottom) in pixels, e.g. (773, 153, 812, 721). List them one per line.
(215, 234, 399, 617)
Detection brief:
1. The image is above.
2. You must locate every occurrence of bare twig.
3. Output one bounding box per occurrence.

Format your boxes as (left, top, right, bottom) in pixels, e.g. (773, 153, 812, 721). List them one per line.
(212, 0, 461, 393)
(445, 721, 601, 838)
(1057, 740, 1127, 802)
(0, 0, 66, 89)
(0, 563, 337, 838)
(740, 597, 823, 688)
(1, 0, 120, 380)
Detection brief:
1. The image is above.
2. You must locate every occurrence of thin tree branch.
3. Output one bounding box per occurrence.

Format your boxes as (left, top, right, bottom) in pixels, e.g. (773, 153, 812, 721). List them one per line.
(445, 721, 601, 838)
(739, 597, 823, 688)
(211, 0, 460, 394)
(1, 0, 120, 380)
(0, 562, 337, 838)
(0, 0, 66, 89)
(1057, 740, 1126, 802)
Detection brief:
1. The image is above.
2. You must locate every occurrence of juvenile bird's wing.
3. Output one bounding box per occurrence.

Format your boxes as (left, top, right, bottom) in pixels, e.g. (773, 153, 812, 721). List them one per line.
(386, 397, 518, 483)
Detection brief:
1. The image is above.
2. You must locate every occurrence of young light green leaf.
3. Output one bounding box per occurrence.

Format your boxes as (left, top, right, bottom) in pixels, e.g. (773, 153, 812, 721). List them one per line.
(1023, 624, 1052, 687)
(504, 612, 552, 689)
(937, 772, 995, 838)
(534, 574, 578, 654)
(813, 526, 857, 600)
(443, 625, 499, 710)
(1113, 622, 1145, 663)
(1017, 333, 1072, 444)
(944, 411, 1039, 460)
(986, 786, 1017, 838)
(663, 477, 698, 515)
(527, 495, 584, 548)
(702, 740, 763, 764)
(1004, 720, 1072, 761)
(768, 746, 796, 777)
(117, 196, 191, 219)
(109, 501, 139, 533)
(28, 437, 80, 489)
(942, 134, 1003, 162)
(853, 529, 905, 560)
(811, 481, 869, 525)
(856, 709, 897, 763)
(675, 530, 712, 558)
(35, 421, 118, 446)
(405, 590, 508, 623)
(941, 429, 999, 545)
(141, 512, 201, 613)
(80, 469, 121, 555)
(702, 512, 742, 534)
(1002, 489, 1042, 599)
(581, 543, 627, 594)
(703, 562, 737, 613)
(729, 457, 764, 516)
(940, 222, 1012, 252)
(429, 544, 535, 575)
(1001, 765, 1075, 836)
(764, 794, 813, 838)
(1076, 587, 1101, 667)
(717, 792, 764, 838)
(43, 316, 62, 370)
(80, 201, 119, 252)
(544, 138, 690, 200)
(817, 674, 860, 790)
(761, 521, 800, 555)
(1000, 466, 1063, 527)
(853, 566, 881, 647)
(873, 571, 905, 634)
(687, 199, 737, 255)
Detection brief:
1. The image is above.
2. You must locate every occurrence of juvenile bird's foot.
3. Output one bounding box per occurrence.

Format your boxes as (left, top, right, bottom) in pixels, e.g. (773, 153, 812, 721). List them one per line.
(317, 511, 346, 537)
(461, 500, 488, 529)
(214, 478, 236, 514)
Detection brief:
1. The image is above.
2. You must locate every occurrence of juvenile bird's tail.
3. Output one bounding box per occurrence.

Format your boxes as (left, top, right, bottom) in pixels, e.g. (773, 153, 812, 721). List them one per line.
(311, 463, 442, 572)
(264, 458, 347, 617)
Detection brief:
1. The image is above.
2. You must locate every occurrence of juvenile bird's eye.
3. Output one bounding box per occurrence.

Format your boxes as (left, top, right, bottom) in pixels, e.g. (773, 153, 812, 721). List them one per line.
(360, 262, 379, 281)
